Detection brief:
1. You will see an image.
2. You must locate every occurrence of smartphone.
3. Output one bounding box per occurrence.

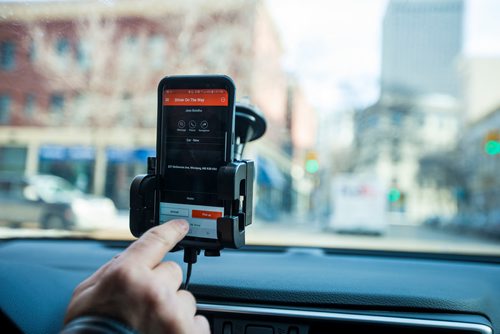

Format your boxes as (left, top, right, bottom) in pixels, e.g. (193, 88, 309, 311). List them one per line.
(156, 75, 235, 244)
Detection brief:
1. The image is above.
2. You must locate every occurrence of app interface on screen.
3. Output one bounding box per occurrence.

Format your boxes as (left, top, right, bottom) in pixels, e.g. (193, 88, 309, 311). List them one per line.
(160, 88, 228, 239)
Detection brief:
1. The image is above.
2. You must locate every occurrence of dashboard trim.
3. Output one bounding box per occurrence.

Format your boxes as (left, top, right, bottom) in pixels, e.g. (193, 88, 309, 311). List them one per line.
(197, 303, 493, 333)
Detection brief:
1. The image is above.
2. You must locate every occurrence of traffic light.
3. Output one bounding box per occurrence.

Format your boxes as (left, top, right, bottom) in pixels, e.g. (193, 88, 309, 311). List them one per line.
(305, 151, 319, 174)
(388, 188, 401, 202)
(484, 131, 500, 156)
(485, 141, 500, 155)
(388, 187, 406, 212)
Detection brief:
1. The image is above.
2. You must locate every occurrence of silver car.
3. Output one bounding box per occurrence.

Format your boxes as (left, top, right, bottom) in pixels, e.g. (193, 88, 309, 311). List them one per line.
(0, 174, 117, 230)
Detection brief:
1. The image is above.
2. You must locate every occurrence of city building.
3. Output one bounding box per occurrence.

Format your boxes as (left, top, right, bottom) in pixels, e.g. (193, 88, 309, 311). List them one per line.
(381, 0, 463, 97)
(352, 94, 460, 223)
(460, 57, 500, 124)
(452, 57, 500, 234)
(457, 107, 500, 234)
(0, 0, 317, 211)
(349, 0, 464, 224)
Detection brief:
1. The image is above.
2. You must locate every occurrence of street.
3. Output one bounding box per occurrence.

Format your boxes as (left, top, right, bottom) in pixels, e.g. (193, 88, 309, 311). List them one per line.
(1, 215, 499, 256)
(247, 220, 500, 255)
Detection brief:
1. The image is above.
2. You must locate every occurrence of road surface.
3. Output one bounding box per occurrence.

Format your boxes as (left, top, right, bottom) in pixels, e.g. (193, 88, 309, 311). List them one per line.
(1, 215, 499, 255)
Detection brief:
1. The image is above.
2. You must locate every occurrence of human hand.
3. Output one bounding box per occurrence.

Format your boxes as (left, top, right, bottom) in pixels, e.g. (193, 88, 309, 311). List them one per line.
(64, 219, 210, 334)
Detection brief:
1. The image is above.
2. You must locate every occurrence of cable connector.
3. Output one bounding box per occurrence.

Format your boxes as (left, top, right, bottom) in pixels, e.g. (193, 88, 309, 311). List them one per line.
(182, 248, 199, 290)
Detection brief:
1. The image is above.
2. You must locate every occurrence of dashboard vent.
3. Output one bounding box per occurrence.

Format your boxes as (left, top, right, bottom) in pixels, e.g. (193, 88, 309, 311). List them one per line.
(198, 303, 492, 334)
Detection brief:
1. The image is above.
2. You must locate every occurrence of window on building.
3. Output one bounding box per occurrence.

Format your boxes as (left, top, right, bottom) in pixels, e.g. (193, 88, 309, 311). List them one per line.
(0, 41, 16, 70)
(366, 114, 379, 128)
(0, 146, 27, 174)
(121, 35, 140, 69)
(391, 151, 401, 163)
(127, 35, 138, 46)
(76, 41, 90, 69)
(28, 40, 36, 62)
(417, 112, 425, 126)
(50, 94, 65, 113)
(391, 138, 401, 163)
(74, 92, 85, 107)
(73, 93, 89, 124)
(391, 111, 404, 125)
(149, 35, 166, 69)
(0, 95, 12, 124)
(55, 37, 70, 55)
(119, 93, 133, 126)
(392, 137, 400, 148)
(24, 94, 36, 117)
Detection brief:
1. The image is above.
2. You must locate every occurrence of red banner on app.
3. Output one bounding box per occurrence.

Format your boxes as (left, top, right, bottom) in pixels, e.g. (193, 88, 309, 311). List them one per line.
(163, 89, 228, 106)
(192, 210, 223, 220)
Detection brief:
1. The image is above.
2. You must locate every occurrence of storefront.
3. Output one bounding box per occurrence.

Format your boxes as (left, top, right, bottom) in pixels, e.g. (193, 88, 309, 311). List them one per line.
(0, 146, 27, 175)
(105, 147, 155, 209)
(38, 145, 95, 193)
(0, 126, 158, 209)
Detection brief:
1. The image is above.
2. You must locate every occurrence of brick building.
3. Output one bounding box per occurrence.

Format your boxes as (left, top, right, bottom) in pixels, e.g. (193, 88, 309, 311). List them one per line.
(0, 0, 317, 211)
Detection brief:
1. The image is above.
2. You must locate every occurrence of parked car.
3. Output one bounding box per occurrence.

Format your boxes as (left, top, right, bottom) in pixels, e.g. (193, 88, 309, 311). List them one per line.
(0, 174, 117, 230)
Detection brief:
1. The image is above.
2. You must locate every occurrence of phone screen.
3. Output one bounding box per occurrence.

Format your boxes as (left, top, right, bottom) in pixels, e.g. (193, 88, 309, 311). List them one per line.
(159, 87, 231, 240)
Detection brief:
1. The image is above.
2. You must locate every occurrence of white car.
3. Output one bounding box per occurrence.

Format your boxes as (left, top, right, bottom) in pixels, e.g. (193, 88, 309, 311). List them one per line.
(0, 174, 117, 230)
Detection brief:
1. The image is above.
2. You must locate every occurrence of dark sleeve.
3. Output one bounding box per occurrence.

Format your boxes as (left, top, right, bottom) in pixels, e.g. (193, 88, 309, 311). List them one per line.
(60, 316, 139, 334)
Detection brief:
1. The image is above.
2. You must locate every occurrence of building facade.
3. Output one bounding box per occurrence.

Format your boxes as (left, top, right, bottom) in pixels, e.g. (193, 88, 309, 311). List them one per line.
(454, 56, 500, 234)
(352, 94, 459, 223)
(0, 0, 317, 211)
(460, 57, 500, 124)
(381, 0, 463, 97)
(348, 0, 464, 224)
(457, 108, 500, 234)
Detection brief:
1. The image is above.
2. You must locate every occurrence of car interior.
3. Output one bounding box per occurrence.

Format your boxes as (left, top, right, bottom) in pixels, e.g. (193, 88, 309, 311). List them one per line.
(1, 240, 499, 333)
(1, 0, 500, 333)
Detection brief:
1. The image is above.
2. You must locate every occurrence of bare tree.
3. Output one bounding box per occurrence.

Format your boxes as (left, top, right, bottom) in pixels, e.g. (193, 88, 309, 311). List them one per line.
(27, 0, 256, 128)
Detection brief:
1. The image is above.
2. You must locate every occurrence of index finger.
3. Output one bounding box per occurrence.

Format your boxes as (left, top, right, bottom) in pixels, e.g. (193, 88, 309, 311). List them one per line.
(121, 219, 189, 268)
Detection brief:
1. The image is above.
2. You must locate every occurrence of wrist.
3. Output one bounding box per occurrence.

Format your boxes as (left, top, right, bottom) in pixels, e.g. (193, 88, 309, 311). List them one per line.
(61, 315, 139, 334)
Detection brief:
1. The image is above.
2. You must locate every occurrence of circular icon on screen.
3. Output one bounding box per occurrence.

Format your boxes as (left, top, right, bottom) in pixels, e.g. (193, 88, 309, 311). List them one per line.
(189, 120, 197, 129)
(200, 120, 208, 129)
(177, 120, 186, 128)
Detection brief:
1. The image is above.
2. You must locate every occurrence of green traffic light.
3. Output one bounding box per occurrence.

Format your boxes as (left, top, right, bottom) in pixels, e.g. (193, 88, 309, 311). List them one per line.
(388, 188, 401, 202)
(305, 159, 319, 174)
(485, 140, 500, 155)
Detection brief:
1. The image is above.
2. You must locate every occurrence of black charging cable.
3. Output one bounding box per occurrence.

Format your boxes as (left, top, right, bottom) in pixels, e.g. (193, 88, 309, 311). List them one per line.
(182, 248, 198, 290)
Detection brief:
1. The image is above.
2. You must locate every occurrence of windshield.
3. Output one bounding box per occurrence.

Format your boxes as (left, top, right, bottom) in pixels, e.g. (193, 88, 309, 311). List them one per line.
(1, 0, 500, 256)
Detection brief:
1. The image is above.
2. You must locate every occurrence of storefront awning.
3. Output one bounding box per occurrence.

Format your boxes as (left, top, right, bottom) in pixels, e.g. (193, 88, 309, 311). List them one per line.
(39, 145, 95, 161)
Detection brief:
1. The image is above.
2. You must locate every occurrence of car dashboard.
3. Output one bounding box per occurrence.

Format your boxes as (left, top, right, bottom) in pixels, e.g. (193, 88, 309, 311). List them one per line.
(0, 239, 498, 334)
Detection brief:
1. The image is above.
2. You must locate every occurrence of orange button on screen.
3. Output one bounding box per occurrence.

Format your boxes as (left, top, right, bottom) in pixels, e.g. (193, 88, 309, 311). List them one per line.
(192, 210, 222, 220)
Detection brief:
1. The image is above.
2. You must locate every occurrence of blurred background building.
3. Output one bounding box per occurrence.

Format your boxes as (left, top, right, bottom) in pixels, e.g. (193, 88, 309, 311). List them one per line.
(351, 0, 463, 224)
(2, 0, 499, 235)
(454, 58, 500, 234)
(381, 0, 463, 98)
(0, 0, 318, 215)
(353, 94, 459, 224)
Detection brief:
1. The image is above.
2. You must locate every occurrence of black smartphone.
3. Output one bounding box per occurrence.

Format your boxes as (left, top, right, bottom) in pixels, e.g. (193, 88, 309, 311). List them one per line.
(156, 75, 236, 245)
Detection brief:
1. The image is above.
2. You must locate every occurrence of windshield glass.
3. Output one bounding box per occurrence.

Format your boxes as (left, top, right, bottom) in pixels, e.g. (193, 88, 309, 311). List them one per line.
(1, 0, 500, 255)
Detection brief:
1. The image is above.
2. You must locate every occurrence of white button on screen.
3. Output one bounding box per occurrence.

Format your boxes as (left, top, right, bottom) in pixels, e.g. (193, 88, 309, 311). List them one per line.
(164, 208, 189, 217)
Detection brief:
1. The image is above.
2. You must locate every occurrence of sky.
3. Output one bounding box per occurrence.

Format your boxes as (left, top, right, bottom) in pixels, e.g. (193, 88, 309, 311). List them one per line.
(265, 0, 500, 113)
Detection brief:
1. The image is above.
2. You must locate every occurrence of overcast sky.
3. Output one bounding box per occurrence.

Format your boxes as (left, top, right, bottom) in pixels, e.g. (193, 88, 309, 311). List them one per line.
(265, 0, 500, 113)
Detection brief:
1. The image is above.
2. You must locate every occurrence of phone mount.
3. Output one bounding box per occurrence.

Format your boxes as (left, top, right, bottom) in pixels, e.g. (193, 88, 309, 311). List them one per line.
(129, 102, 266, 257)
